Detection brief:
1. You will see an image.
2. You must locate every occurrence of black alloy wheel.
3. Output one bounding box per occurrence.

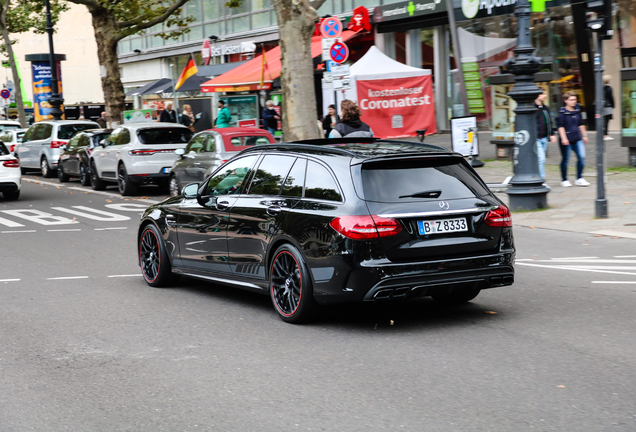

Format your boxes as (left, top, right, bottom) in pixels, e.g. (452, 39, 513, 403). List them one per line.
(57, 164, 70, 182)
(118, 163, 138, 196)
(168, 175, 180, 197)
(41, 156, 54, 178)
(90, 161, 106, 190)
(270, 244, 317, 323)
(79, 162, 90, 186)
(139, 224, 179, 287)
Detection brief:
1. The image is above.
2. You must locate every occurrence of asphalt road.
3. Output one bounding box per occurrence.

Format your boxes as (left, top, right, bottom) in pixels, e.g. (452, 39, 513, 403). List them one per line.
(1, 177, 636, 431)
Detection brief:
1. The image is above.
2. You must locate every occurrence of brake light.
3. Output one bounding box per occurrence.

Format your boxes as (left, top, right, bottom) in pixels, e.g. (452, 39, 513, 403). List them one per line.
(3, 159, 19, 168)
(484, 205, 512, 227)
(329, 215, 402, 240)
(50, 141, 66, 148)
(9, 144, 15, 152)
(129, 149, 177, 156)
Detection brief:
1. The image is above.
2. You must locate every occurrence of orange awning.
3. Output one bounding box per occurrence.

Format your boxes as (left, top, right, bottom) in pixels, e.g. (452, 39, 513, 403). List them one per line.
(201, 30, 360, 93)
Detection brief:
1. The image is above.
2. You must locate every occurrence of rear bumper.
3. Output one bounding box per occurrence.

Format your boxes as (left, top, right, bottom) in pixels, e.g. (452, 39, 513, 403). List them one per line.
(0, 181, 20, 192)
(128, 170, 171, 184)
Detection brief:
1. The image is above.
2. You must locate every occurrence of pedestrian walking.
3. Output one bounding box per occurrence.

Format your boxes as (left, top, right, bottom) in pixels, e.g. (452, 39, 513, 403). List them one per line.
(535, 90, 556, 180)
(322, 104, 340, 138)
(160, 103, 177, 123)
(261, 100, 280, 135)
(328, 100, 373, 138)
(180, 104, 197, 132)
(603, 75, 615, 141)
(215, 100, 231, 128)
(95, 111, 107, 128)
(556, 92, 589, 187)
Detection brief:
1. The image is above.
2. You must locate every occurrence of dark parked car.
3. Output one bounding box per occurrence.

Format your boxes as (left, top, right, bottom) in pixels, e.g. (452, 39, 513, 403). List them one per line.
(169, 127, 274, 197)
(137, 139, 515, 323)
(58, 129, 112, 185)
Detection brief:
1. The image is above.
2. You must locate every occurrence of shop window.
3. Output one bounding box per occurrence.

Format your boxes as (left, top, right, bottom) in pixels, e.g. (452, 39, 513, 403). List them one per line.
(203, 0, 220, 21)
(232, 16, 250, 32)
(204, 22, 220, 39)
(185, 25, 204, 41)
(253, 0, 270, 10)
(231, 0, 250, 15)
(395, 32, 406, 65)
(186, 0, 203, 24)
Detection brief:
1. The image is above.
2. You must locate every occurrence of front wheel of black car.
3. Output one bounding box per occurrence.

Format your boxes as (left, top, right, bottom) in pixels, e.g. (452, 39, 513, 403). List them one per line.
(90, 161, 106, 191)
(270, 244, 317, 324)
(139, 224, 179, 287)
(431, 288, 481, 305)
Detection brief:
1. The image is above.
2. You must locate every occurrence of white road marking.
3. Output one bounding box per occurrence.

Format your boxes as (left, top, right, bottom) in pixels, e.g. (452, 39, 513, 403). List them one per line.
(104, 203, 152, 211)
(94, 227, 127, 231)
(516, 261, 636, 276)
(22, 178, 64, 187)
(0, 216, 24, 228)
(614, 255, 636, 258)
(590, 230, 636, 240)
(47, 229, 82, 232)
(107, 274, 142, 278)
(531, 259, 636, 264)
(550, 256, 599, 260)
(1, 230, 36, 233)
(51, 206, 130, 221)
(1, 209, 78, 226)
(591, 281, 636, 284)
(0, 279, 20, 282)
(46, 276, 89, 280)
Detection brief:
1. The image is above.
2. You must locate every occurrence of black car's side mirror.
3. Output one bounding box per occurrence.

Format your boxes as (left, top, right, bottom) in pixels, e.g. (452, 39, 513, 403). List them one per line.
(196, 187, 215, 208)
(183, 182, 198, 199)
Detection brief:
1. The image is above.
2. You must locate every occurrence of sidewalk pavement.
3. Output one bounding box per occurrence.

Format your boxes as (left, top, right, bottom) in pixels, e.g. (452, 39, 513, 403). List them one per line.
(476, 160, 636, 240)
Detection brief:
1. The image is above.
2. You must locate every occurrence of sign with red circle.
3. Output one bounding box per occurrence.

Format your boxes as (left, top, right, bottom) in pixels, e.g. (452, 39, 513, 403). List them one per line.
(320, 16, 343, 39)
(201, 40, 212, 66)
(329, 41, 349, 64)
(0, 89, 10, 99)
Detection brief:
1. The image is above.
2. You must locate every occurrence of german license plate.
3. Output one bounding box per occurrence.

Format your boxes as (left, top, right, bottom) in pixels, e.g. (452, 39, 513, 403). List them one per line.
(418, 218, 467, 235)
(162, 167, 171, 174)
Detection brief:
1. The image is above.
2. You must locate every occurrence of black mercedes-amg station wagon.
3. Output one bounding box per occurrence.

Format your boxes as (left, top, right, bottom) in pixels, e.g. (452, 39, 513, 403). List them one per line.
(138, 139, 515, 323)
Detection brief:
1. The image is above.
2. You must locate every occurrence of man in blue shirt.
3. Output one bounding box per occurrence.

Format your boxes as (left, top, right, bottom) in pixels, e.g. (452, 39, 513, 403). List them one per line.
(556, 92, 589, 187)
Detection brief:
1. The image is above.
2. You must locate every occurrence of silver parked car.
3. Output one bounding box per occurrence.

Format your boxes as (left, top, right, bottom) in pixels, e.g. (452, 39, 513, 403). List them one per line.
(0, 128, 26, 154)
(15, 120, 100, 177)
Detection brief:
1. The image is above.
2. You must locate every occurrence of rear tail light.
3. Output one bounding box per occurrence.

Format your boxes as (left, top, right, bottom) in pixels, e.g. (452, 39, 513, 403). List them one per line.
(9, 144, 15, 152)
(50, 141, 66, 148)
(329, 215, 402, 240)
(3, 159, 19, 168)
(484, 205, 512, 227)
(129, 149, 177, 156)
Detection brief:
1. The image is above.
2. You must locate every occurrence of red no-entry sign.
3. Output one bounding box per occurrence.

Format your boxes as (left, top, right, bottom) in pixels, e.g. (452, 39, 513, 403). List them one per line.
(329, 41, 349, 64)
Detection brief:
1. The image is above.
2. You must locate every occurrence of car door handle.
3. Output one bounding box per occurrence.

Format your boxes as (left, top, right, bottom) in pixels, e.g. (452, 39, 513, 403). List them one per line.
(266, 206, 282, 216)
(216, 200, 230, 211)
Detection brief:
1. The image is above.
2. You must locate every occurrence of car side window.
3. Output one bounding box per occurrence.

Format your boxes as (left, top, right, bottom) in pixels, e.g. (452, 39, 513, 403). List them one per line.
(39, 124, 53, 140)
(67, 135, 81, 149)
(204, 135, 216, 153)
(79, 135, 91, 147)
(247, 155, 296, 196)
(281, 158, 306, 198)
(22, 126, 35, 142)
(28, 125, 42, 140)
(243, 136, 271, 146)
(202, 155, 258, 197)
(0, 132, 10, 143)
(186, 135, 206, 154)
(304, 160, 343, 202)
(117, 128, 131, 145)
(106, 129, 121, 146)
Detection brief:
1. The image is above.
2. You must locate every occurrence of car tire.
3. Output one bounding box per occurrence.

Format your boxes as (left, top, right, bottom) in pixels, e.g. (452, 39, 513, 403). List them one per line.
(3, 190, 20, 200)
(17, 157, 27, 175)
(118, 163, 138, 196)
(90, 160, 106, 191)
(168, 175, 180, 197)
(269, 244, 317, 324)
(139, 224, 180, 287)
(57, 164, 70, 182)
(41, 156, 54, 178)
(431, 287, 481, 305)
(79, 162, 91, 186)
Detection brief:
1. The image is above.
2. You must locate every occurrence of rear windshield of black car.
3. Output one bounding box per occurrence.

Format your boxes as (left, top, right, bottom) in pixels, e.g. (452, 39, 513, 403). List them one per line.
(58, 124, 99, 140)
(360, 157, 489, 202)
(137, 128, 192, 145)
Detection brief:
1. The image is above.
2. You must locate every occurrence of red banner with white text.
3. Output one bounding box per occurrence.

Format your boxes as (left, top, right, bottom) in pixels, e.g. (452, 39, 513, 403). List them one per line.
(356, 75, 436, 138)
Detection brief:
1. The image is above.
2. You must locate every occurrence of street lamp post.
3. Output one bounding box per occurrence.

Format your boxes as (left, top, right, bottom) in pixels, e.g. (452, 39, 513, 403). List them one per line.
(45, 0, 64, 120)
(504, 0, 549, 211)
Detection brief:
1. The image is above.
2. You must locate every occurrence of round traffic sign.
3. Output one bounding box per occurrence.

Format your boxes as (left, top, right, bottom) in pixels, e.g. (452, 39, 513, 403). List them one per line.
(320, 16, 343, 39)
(0, 89, 10, 99)
(329, 41, 349, 64)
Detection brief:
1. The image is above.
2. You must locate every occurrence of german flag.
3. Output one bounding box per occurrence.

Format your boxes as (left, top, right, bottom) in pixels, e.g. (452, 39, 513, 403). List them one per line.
(174, 54, 198, 91)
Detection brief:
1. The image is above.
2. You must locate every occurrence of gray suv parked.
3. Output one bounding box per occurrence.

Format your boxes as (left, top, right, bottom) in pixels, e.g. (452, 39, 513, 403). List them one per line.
(15, 120, 100, 177)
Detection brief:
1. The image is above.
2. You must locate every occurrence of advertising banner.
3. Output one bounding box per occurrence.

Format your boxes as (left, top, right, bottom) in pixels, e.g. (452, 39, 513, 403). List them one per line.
(31, 60, 64, 122)
(356, 75, 436, 138)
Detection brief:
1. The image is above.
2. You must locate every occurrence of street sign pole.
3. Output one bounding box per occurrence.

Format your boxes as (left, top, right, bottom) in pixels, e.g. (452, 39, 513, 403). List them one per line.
(594, 32, 608, 218)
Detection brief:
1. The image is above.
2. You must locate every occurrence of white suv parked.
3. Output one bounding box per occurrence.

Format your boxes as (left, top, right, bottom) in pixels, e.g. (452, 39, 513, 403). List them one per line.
(89, 122, 193, 196)
(15, 120, 100, 177)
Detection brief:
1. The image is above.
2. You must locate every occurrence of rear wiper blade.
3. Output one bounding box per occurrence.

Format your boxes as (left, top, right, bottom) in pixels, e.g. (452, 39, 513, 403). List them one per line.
(399, 189, 442, 199)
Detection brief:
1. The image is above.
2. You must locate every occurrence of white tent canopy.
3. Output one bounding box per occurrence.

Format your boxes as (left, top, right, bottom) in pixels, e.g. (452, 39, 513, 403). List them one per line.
(323, 45, 431, 114)
(457, 27, 516, 62)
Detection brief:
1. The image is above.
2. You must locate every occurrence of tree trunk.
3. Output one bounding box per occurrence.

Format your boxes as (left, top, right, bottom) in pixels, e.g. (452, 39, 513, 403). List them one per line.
(273, 0, 319, 140)
(91, 9, 125, 127)
(0, 5, 27, 128)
